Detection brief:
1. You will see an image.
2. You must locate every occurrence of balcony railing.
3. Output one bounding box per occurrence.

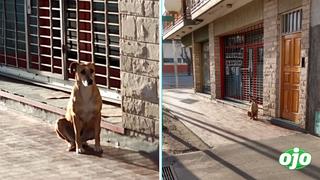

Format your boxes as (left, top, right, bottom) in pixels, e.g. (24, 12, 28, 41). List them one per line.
(191, 0, 211, 12)
(163, 0, 192, 33)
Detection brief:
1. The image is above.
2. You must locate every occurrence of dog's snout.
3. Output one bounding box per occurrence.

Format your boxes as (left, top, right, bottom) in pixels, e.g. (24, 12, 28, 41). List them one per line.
(88, 79, 93, 85)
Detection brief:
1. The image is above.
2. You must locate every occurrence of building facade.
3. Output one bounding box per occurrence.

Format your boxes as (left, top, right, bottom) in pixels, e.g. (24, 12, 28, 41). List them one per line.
(0, 0, 159, 151)
(163, 40, 192, 75)
(164, 0, 314, 132)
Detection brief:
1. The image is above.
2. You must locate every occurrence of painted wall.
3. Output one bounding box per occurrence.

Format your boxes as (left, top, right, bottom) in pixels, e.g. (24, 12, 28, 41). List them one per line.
(279, 0, 302, 13)
(212, 0, 263, 36)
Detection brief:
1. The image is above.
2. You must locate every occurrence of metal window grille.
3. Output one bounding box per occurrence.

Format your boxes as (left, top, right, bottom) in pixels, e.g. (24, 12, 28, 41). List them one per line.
(281, 9, 302, 35)
(223, 23, 264, 105)
(65, 0, 120, 90)
(0, 0, 120, 91)
(0, 0, 27, 68)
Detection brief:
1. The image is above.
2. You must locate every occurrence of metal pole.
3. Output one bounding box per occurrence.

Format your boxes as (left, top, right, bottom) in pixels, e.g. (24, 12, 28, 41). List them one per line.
(172, 39, 179, 88)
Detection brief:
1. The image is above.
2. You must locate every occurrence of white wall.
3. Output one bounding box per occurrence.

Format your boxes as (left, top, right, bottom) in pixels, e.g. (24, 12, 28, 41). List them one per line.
(163, 40, 191, 62)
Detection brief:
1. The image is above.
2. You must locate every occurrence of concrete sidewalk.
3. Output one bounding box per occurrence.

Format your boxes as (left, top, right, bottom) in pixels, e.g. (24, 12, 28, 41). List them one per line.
(163, 88, 296, 148)
(0, 108, 158, 179)
(163, 88, 320, 179)
(166, 133, 320, 180)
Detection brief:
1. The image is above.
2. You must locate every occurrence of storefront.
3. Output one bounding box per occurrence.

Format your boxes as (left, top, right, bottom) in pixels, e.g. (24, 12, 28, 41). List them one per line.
(222, 24, 264, 104)
(0, 0, 120, 97)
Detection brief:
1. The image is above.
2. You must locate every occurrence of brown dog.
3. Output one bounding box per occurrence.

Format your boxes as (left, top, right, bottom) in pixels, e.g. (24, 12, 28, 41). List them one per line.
(55, 62, 103, 154)
(248, 97, 258, 120)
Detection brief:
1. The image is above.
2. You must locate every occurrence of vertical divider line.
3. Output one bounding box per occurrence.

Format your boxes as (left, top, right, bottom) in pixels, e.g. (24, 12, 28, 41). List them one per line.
(159, 0, 163, 179)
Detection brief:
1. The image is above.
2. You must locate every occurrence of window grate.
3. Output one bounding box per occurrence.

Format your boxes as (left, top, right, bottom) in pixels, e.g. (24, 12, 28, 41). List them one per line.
(282, 9, 302, 34)
(0, 0, 27, 68)
(66, 0, 120, 90)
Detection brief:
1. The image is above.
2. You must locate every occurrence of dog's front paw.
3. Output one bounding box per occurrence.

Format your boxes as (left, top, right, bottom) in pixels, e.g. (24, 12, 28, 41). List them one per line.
(94, 145, 103, 153)
(76, 147, 85, 154)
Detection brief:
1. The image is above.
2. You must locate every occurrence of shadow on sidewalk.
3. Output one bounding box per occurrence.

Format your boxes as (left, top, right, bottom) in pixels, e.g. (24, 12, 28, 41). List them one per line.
(64, 144, 159, 172)
(172, 110, 320, 179)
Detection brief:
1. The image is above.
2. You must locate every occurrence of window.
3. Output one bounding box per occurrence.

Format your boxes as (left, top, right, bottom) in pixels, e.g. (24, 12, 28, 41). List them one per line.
(282, 9, 302, 34)
(164, 58, 174, 63)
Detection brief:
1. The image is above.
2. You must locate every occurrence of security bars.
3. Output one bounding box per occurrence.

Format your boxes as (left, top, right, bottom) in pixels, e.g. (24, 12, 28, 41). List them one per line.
(223, 23, 264, 105)
(0, 0, 27, 68)
(0, 0, 120, 91)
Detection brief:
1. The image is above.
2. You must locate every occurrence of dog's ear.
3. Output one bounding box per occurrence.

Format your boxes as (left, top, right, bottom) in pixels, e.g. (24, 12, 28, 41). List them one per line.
(69, 62, 79, 74)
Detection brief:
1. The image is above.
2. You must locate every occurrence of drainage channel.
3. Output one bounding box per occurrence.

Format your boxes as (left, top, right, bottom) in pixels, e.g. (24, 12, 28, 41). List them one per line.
(162, 165, 178, 180)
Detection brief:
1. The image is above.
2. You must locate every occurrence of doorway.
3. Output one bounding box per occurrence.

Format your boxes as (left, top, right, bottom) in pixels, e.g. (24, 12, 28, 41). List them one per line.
(280, 33, 301, 121)
(222, 24, 264, 104)
(280, 9, 302, 122)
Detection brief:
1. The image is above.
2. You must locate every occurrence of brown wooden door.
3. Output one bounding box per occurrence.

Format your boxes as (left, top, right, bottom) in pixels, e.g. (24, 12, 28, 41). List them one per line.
(280, 33, 301, 122)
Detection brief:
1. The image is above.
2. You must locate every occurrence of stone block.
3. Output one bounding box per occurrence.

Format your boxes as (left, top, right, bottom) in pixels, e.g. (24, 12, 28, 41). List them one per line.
(121, 72, 158, 104)
(121, 15, 136, 40)
(122, 113, 156, 135)
(132, 58, 159, 78)
(137, 17, 158, 43)
(120, 40, 147, 58)
(119, 0, 144, 16)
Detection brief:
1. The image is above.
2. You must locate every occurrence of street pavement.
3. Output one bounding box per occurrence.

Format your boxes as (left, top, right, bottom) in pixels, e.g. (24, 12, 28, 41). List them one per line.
(163, 75, 193, 89)
(163, 88, 320, 179)
(166, 133, 320, 180)
(0, 108, 158, 180)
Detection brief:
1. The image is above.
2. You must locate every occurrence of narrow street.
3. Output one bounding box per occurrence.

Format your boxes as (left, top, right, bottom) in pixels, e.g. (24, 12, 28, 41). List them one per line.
(163, 88, 320, 179)
(0, 107, 158, 180)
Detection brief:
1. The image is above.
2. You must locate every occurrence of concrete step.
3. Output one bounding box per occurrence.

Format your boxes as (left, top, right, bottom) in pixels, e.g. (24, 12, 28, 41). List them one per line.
(0, 75, 123, 133)
(0, 89, 124, 134)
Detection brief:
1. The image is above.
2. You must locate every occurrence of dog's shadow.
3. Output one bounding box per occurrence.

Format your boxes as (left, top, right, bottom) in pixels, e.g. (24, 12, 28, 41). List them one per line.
(70, 144, 159, 171)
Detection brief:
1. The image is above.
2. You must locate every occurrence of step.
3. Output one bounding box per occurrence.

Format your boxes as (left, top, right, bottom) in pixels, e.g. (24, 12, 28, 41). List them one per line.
(0, 89, 124, 134)
(0, 75, 124, 134)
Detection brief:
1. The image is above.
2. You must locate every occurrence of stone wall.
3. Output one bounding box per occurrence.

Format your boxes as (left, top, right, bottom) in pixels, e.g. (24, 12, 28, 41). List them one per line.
(119, 0, 159, 142)
(208, 23, 222, 99)
(263, 0, 280, 118)
(298, 0, 310, 127)
(263, 0, 310, 127)
(192, 32, 202, 92)
(307, 0, 320, 133)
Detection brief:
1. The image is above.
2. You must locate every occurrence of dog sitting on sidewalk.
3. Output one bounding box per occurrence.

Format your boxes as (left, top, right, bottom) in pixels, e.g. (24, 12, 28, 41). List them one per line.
(55, 62, 103, 154)
(248, 97, 258, 120)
